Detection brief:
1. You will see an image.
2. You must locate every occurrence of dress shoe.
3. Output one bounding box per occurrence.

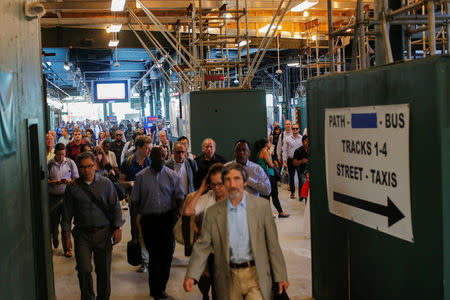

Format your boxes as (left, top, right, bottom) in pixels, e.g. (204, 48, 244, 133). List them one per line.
(278, 213, 290, 218)
(290, 194, 296, 199)
(52, 238, 59, 249)
(64, 250, 72, 258)
(159, 291, 168, 299)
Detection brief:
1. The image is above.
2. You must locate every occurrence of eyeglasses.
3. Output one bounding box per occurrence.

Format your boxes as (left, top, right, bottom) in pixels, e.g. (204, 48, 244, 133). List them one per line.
(210, 182, 224, 189)
(116, 134, 122, 136)
(79, 164, 95, 169)
(292, 128, 299, 130)
(175, 150, 186, 154)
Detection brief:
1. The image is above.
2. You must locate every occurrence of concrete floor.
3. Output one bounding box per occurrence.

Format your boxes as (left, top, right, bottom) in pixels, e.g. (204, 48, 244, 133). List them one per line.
(52, 185, 312, 300)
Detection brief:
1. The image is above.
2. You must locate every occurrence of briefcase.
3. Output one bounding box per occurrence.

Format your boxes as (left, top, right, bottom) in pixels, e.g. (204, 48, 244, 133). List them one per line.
(272, 284, 289, 300)
(127, 239, 142, 266)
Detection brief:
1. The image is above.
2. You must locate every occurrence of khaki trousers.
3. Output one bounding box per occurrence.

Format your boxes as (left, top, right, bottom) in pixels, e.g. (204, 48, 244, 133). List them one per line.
(229, 266, 264, 300)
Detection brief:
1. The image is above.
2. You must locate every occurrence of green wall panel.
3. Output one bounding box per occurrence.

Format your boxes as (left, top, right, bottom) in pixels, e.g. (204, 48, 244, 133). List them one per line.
(182, 89, 267, 160)
(307, 56, 450, 300)
(0, 1, 54, 299)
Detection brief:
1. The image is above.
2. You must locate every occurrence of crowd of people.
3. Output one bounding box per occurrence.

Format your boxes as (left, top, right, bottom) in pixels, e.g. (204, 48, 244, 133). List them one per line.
(46, 117, 309, 300)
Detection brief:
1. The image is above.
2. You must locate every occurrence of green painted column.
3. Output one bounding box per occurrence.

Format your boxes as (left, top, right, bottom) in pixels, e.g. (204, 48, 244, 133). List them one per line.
(149, 86, 154, 116)
(108, 102, 113, 116)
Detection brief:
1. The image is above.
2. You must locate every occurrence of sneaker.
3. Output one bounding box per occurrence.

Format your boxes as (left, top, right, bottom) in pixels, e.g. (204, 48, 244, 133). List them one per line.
(137, 262, 148, 273)
(121, 202, 129, 210)
(290, 194, 296, 199)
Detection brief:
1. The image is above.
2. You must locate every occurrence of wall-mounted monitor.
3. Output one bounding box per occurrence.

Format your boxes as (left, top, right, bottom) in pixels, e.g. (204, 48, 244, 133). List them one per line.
(93, 80, 129, 103)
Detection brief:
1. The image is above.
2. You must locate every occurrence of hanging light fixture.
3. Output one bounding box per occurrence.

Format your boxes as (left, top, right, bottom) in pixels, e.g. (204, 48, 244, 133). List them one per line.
(135, 0, 142, 9)
(276, 35, 282, 74)
(303, 10, 309, 17)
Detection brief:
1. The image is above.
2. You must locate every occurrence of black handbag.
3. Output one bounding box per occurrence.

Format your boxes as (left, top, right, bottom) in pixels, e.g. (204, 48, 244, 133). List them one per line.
(127, 239, 142, 266)
(272, 283, 289, 300)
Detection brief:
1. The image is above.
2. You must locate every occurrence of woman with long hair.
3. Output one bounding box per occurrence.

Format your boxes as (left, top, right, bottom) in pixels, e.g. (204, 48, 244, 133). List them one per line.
(97, 131, 106, 146)
(92, 146, 125, 200)
(254, 138, 289, 218)
(271, 125, 282, 170)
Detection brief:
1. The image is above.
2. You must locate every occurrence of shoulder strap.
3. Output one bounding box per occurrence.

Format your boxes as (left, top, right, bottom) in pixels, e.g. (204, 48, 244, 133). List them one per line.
(74, 178, 114, 225)
(48, 159, 55, 173)
(186, 158, 195, 171)
(67, 158, 75, 174)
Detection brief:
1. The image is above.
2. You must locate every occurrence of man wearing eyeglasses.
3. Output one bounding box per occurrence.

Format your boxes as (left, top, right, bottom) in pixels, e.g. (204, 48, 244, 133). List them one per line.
(110, 130, 125, 167)
(165, 142, 198, 196)
(62, 151, 123, 300)
(282, 124, 303, 199)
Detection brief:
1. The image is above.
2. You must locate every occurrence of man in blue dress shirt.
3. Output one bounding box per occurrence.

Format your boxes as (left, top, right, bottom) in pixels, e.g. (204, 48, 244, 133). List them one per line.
(130, 147, 185, 300)
(184, 163, 289, 300)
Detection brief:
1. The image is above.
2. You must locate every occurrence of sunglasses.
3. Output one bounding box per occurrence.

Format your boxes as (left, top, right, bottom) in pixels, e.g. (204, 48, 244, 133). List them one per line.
(292, 128, 299, 130)
(79, 164, 95, 169)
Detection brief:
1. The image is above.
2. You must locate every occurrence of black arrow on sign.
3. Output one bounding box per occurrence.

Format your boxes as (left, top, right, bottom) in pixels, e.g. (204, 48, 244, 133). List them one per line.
(333, 192, 405, 227)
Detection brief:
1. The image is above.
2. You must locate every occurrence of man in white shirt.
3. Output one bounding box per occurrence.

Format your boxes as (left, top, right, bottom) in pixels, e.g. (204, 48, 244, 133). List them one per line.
(165, 142, 197, 195)
(276, 120, 293, 164)
(281, 124, 303, 199)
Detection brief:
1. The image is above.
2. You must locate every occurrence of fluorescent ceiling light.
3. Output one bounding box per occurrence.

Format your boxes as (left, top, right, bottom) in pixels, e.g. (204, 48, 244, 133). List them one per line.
(311, 34, 317, 40)
(258, 24, 282, 33)
(106, 24, 122, 33)
(303, 10, 309, 17)
(46, 61, 52, 66)
(111, 0, 126, 11)
(64, 61, 70, 71)
(291, 0, 318, 12)
(136, 0, 142, 9)
(287, 63, 299, 67)
(236, 40, 251, 47)
(109, 40, 120, 47)
(224, 13, 232, 19)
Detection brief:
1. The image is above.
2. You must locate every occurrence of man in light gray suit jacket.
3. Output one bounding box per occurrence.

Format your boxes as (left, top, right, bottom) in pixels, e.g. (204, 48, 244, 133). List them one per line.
(184, 163, 289, 300)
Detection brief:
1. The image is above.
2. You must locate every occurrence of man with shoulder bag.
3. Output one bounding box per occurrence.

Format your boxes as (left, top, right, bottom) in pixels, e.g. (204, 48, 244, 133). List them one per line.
(62, 151, 124, 300)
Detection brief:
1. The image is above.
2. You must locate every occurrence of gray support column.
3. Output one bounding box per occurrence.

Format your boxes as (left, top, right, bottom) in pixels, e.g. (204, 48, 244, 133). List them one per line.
(148, 87, 155, 116)
(108, 102, 113, 116)
(139, 89, 146, 119)
(155, 80, 162, 119)
(164, 80, 171, 120)
(103, 103, 107, 120)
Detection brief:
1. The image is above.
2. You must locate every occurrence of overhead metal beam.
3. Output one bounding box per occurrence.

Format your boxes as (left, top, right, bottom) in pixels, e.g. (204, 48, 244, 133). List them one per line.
(41, 0, 222, 11)
(41, 0, 371, 11)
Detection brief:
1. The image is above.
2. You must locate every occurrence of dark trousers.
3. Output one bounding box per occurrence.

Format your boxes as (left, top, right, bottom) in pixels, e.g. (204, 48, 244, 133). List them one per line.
(198, 254, 216, 300)
(73, 226, 112, 300)
(49, 195, 68, 250)
(261, 175, 283, 213)
(287, 159, 306, 196)
(140, 211, 178, 297)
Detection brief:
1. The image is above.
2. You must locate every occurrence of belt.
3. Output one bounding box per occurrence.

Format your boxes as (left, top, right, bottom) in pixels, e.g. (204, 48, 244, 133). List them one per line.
(230, 260, 255, 269)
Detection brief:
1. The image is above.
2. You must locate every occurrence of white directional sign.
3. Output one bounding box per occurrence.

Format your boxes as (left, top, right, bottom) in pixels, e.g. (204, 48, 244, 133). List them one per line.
(325, 104, 413, 242)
